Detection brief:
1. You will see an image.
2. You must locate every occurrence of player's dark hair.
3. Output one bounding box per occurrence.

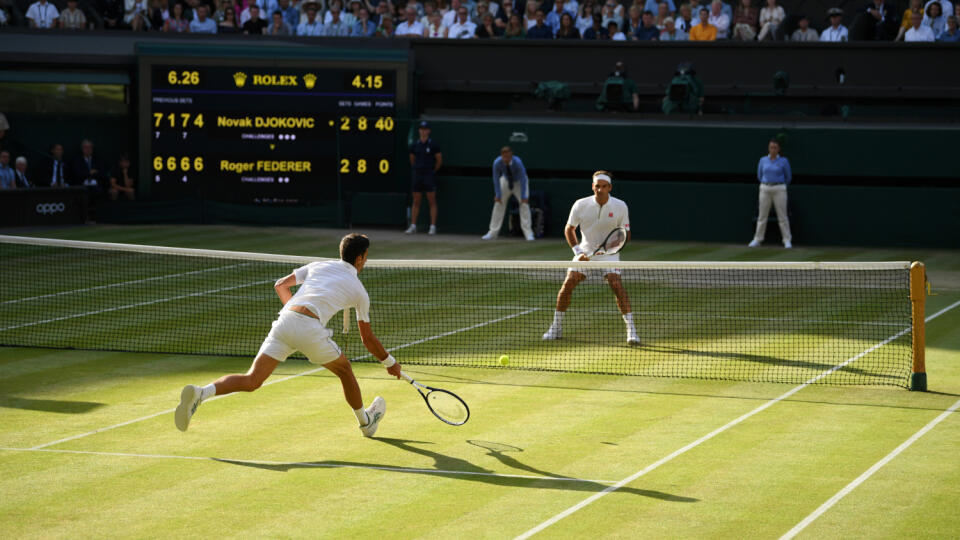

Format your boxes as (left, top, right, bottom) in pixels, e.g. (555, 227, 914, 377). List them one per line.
(340, 233, 370, 265)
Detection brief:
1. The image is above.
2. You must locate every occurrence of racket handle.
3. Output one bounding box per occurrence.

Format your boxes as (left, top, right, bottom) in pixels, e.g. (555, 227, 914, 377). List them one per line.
(399, 370, 414, 383)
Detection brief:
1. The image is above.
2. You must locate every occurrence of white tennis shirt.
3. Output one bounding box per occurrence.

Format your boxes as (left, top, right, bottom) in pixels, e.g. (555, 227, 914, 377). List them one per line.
(567, 195, 631, 253)
(287, 260, 371, 325)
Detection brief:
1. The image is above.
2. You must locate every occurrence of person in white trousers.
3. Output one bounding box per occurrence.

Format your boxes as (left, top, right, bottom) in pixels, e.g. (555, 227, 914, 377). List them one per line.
(749, 139, 793, 248)
(482, 146, 535, 241)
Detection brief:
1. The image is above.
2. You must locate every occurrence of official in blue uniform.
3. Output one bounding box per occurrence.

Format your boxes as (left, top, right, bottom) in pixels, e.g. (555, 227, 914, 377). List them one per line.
(406, 121, 443, 235)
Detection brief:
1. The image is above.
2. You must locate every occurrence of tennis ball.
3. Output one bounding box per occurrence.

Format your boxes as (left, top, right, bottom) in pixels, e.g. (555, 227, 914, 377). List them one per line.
(498, 355, 510, 366)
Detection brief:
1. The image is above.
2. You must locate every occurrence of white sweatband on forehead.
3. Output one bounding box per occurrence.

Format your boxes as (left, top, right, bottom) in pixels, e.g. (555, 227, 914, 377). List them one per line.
(593, 173, 612, 184)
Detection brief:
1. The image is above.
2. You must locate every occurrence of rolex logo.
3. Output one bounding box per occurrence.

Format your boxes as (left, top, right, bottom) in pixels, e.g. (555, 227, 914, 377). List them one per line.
(303, 73, 317, 90)
(233, 72, 248, 88)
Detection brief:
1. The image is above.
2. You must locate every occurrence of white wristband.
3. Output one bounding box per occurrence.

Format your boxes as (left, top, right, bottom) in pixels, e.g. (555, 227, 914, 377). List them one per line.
(572, 245, 585, 256)
(382, 354, 396, 368)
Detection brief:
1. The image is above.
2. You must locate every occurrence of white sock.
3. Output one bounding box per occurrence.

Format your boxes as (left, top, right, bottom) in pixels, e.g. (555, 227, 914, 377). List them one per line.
(200, 383, 217, 401)
(354, 407, 369, 426)
(552, 311, 565, 327)
(622, 313, 634, 327)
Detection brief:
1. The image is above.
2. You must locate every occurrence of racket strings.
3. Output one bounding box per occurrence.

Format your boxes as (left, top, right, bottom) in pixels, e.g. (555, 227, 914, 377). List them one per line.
(427, 391, 469, 424)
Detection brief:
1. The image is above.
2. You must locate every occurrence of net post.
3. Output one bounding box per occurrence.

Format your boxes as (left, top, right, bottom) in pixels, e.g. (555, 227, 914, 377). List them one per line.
(910, 261, 927, 391)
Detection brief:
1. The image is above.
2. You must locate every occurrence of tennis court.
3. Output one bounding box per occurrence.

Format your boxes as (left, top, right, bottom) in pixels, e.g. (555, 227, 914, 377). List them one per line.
(2, 225, 959, 539)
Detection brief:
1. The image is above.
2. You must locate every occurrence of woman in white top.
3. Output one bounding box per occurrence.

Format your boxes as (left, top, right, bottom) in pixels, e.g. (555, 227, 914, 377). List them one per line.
(124, 0, 149, 29)
(523, 0, 538, 28)
(923, 1, 947, 35)
(756, 0, 783, 40)
(600, 0, 622, 27)
(423, 10, 447, 34)
(576, 0, 597, 33)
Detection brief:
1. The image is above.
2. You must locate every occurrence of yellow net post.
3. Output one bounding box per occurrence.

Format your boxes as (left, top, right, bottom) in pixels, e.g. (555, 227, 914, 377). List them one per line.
(910, 262, 927, 391)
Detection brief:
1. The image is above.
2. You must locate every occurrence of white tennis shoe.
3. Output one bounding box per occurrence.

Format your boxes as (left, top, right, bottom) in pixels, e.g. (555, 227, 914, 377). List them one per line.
(175, 384, 202, 432)
(428, 225, 437, 235)
(542, 325, 562, 340)
(360, 396, 386, 438)
(404, 224, 417, 234)
(748, 239, 761, 248)
(784, 241, 793, 249)
(481, 232, 497, 240)
(627, 326, 641, 345)
(525, 233, 535, 241)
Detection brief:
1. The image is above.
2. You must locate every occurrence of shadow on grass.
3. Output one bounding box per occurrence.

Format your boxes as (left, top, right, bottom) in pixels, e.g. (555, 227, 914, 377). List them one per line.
(0, 395, 105, 414)
(214, 437, 697, 502)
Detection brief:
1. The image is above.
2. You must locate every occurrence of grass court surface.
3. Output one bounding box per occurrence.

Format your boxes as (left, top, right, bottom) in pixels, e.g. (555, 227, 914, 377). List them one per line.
(2, 225, 959, 538)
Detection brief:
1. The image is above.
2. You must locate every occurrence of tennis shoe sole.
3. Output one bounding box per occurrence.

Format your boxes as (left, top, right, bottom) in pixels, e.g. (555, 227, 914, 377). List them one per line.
(175, 384, 202, 432)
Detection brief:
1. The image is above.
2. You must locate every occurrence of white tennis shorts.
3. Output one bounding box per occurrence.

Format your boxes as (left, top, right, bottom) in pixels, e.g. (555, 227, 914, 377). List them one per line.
(257, 310, 342, 365)
(568, 252, 621, 278)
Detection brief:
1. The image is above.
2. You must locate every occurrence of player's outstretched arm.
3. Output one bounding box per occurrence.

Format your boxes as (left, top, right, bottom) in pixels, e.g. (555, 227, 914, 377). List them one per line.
(358, 321, 402, 378)
(565, 225, 589, 261)
(274, 273, 297, 305)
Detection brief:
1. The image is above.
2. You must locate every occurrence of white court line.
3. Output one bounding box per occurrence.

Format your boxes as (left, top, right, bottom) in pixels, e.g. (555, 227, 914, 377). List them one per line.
(0, 447, 617, 484)
(515, 299, 960, 539)
(780, 396, 960, 539)
(1, 263, 251, 305)
(28, 308, 538, 450)
(0, 279, 273, 333)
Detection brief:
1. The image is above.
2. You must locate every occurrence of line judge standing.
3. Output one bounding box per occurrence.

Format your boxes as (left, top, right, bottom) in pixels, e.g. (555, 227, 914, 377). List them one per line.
(405, 121, 442, 235)
(749, 139, 793, 249)
(481, 146, 535, 241)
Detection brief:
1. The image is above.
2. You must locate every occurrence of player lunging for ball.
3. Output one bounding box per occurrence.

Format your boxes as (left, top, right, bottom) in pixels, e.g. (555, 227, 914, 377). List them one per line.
(543, 171, 640, 345)
(175, 233, 402, 437)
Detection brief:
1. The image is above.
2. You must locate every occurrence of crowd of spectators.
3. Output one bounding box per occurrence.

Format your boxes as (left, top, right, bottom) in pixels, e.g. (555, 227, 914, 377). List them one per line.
(1, 0, 957, 40)
(0, 131, 135, 201)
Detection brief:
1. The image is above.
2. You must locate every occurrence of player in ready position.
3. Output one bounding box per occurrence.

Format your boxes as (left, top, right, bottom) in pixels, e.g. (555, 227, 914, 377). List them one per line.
(175, 233, 402, 437)
(542, 171, 640, 345)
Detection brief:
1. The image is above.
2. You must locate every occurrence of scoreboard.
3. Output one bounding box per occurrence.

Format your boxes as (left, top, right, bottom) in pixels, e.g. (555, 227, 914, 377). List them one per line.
(138, 56, 408, 205)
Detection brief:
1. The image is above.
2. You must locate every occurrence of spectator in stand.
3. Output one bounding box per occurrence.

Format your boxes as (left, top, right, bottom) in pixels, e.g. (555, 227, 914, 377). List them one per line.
(0, 6, 7, 26)
(297, 3, 322, 33)
(925, 0, 953, 22)
(731, 0, 757, 39)
(73, 139, 104, 190)
(749, 139, 793, 249)
(905, 9, 935, 38)
(555, 11, 580, 36)
(421, 1, 437, 24)
(276, 0, 300, 27)
(644, 0, 673, 13)
(148, 0, 170, 29)
(0, 151, 14, 190)
(375, 13, 395, 35)
(324, 5, 351, 33)
(756, 0, 783, 39)
(584, 13, 609, 37)
(522, 0, 538, 27)
(242, 4, 268, 32)
(601, 0, 622, 27)
(660, 15, 687, 37)
(504, 12, 525, 36)
(939, 14, 960, 39)
(623, 5, 642, 33)
(495, 0, 516, 27)
(896, 0, 924, 39)
(789, 13, 818, 39)
(219, 3, 241, 31)
(14, 157, 31, 189)
(676, 2, 694, 31)
(60, 0, 88, 28)
(477, 11, 502, 34)
(654, 1, 670, 28)
(576, 0, 597, 33)
(861, 0, 896, 39)
(708, 0, 730, 37)
(690, 7, 717, 38)
(444, 0, 463, 25)
(608, 19, 627, 38)
(424, 10, 447, 34)
(267, 8, 292, 32)
(449, 5, 477, 35)
(126, 0, 150, 29)
(633, 9, 659, 37)
(164, 2, 190, 30)
(26, 0, 59, 28)
(342, 0, 361, 27)
(474, 2, 491, 24)
(102, 0, 126, 28)
(923, 1, 947, 35)
(45, 143, 68, 187)
(821, 7, 849, 40)
(355, 8, 376, 35)
(546, 0, 566, 35)
(190, 5, 218, 31)
(108, 155, 135, 201)
(396, 5, 424, 33)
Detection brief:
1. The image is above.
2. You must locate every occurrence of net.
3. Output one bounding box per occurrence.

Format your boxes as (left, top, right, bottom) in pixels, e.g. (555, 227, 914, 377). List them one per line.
(0, 235, 915, 387)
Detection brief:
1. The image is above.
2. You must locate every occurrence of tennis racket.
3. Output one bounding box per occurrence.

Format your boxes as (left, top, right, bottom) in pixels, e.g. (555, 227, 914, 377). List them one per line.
(401, 371, 470, 426)
(591, 227, 628, 257)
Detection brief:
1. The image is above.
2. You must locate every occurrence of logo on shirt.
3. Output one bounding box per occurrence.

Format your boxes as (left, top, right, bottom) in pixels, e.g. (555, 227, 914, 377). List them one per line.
(609, 212, 614, 217)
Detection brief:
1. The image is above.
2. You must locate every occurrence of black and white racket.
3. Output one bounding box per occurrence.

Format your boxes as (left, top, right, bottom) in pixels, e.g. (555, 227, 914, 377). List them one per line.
(401, 371, 470, 426)
(591, 227, 628, 257)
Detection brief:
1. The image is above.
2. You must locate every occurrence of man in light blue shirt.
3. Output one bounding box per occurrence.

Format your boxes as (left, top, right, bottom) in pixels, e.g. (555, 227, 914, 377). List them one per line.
(324, 6, 351, 35)
(277, 0, 299, 30)
(482, 146, 535, 241)
(545, 1, 567, 35)
(749, 139, 793, 248)
(0, 151, 15, 190)
(189, 5, 218, 33)
(353, 7, 376, 36)
(298, 5, 325, 35)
